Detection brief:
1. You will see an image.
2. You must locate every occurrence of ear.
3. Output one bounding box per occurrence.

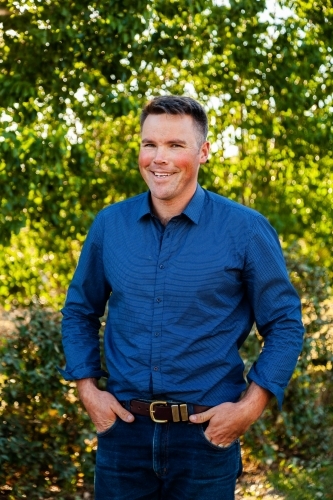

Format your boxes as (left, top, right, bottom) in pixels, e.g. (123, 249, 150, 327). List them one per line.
(199, 141, 210, 164)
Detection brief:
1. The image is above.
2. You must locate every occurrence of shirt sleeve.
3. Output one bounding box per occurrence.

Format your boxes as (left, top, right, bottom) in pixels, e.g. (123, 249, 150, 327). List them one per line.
(59, 212, 111, 381)
(243, 215, 304, 409)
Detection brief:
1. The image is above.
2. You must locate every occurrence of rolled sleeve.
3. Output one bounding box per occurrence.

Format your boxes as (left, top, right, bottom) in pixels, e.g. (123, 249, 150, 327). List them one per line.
(59, 213, 111, 381)
(244, 216, 304, 408)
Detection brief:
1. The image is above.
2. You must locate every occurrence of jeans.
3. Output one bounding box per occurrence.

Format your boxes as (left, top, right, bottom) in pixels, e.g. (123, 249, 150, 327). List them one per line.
(95, 404, 242, 500)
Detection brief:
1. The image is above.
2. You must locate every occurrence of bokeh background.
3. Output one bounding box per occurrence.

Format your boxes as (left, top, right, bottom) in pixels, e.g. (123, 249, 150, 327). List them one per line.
(0, 1, 332, 498)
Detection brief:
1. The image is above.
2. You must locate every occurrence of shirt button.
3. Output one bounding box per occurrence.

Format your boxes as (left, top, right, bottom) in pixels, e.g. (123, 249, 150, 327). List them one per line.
(159, 264, 165, 269)
(153, 366, 159, 371)
(154, 332, 159, 337)
(156, 297, 162, 303)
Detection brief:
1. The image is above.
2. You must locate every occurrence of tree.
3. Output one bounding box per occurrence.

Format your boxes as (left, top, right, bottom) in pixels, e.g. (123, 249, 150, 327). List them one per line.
(0, 0, 332, 308)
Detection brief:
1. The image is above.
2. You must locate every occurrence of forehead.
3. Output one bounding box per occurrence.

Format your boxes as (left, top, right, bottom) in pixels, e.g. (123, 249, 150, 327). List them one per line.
(141, 113, 197, 137)
(141, 114, 203, 146)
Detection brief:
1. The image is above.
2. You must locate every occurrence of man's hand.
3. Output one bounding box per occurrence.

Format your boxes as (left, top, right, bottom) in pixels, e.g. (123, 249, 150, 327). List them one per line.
(189, 382, 272, 447)
(76, 378, 134, 433)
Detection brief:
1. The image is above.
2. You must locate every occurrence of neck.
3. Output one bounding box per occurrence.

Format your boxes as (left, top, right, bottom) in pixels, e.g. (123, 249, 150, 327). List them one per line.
(152, 202, 180, 226)
(151, 193, 193, 226)
(158, 215, 172, 226)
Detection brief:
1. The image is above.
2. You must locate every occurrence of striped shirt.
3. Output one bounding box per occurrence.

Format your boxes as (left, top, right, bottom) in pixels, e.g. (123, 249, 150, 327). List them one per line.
(60, 185, 304, 408)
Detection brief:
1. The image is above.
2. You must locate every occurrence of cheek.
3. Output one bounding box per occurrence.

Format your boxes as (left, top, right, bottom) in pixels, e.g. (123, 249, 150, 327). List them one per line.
(173, 153, 197, 173)
(171, 150, 188, 160)
(139, 150, 152, 167)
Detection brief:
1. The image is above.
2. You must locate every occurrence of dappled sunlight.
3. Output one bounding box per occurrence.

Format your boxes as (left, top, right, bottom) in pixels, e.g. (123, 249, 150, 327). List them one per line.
(0, 0, 332, 497)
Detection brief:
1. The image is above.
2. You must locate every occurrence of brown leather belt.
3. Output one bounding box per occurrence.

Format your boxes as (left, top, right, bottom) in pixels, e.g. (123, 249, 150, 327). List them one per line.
(121, 399, 211, 423)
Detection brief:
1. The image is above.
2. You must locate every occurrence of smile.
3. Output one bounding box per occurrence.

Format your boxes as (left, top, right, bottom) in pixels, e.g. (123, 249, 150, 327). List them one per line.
(153, 173, 174, 178)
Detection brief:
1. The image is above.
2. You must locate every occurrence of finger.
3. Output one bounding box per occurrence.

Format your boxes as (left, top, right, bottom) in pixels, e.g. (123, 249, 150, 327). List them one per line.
(109, 397, 135, 423)
(94, 417, 117, 433)
(189, 409, 213, 424)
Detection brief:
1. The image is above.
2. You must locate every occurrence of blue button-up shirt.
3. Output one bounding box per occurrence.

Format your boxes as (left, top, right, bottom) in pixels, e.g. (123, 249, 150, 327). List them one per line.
(60, 185, 304, 409)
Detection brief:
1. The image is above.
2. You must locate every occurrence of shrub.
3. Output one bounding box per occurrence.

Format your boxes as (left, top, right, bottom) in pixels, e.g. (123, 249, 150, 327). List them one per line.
(242, 243, 333, 461)
(0, 245, 331, 498)
(0, 308, 95, 499)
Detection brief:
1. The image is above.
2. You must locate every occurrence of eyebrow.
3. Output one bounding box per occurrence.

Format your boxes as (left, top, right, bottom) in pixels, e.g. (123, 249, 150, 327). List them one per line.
(141, 138, 188, 145)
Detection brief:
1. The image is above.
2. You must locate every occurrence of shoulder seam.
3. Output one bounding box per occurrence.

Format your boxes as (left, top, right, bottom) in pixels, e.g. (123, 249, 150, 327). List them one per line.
(207, 191, 263, 220)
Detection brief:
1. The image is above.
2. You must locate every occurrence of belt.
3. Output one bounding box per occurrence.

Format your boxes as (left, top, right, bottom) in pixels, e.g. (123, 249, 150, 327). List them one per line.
(121, 399, 211, 423)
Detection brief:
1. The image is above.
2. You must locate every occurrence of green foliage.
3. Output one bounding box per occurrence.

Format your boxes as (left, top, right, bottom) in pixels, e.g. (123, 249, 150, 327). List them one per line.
(0, 3, 332, 495)
(242, 244, 333, 461)
(0, 308, 95, 499)
(269, 461, 333, 500)
(0, 0, 333, 308)
(0, 252, 331, 497)
(0, 111, 145, 309)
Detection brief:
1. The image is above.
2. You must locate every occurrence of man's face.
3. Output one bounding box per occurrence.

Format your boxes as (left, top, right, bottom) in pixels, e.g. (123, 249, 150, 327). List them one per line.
(139, 114, 210, 210)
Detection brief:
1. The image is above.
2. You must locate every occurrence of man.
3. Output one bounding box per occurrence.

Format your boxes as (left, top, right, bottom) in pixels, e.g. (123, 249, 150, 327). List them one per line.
(60, 95, 304, 499)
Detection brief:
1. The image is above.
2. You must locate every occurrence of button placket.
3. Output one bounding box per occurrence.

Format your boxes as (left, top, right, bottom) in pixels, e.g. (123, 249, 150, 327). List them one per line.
(150, 225, 173, 394)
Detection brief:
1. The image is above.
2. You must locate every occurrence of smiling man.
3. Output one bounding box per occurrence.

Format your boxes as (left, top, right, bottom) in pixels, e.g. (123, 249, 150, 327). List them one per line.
(60, 95, 304, 499)
(139, 112, 209, 223)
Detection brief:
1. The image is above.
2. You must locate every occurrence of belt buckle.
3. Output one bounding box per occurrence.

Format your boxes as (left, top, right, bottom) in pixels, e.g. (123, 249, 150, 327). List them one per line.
(149, 400, 168, 423)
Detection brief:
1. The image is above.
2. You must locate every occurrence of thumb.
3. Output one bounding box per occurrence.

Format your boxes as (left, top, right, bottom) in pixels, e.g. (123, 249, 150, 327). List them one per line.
(189, 409, 213, 424)
(111, 398, 135, 423)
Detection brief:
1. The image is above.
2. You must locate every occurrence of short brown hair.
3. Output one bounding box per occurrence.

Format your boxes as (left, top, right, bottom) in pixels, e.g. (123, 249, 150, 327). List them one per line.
(140, 95, 208, 143)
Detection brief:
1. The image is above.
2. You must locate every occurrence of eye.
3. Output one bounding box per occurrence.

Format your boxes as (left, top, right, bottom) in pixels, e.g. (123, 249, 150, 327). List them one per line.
(142, 143, 155, 148)
(170, 143, 182, 148)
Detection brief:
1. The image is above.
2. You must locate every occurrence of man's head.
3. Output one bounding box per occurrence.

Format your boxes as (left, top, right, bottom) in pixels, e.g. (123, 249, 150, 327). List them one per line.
(140, 95, 208, 146)
(139, 96, 210, 217)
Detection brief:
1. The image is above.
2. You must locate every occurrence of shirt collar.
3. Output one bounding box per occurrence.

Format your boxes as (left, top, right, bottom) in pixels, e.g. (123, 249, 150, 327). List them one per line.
(137, 192, 152, 221)
(182, 184, 205, 224)
(137, 184, 205, 225)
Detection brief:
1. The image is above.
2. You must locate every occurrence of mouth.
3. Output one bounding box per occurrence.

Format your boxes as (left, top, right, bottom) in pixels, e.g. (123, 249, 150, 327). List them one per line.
(152, 172, 175, 178)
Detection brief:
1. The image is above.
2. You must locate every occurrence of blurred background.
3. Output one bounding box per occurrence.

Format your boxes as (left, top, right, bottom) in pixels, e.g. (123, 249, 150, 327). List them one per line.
(0, 0, 332, 498)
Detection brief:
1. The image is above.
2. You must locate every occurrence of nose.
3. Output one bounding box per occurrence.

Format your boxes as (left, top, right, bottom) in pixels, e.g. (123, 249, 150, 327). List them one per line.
(153, 147, 167, 164)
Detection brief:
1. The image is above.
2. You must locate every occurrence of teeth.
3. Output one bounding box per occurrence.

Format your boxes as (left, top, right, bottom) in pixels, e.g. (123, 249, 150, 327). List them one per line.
(154, 173, 171, 178)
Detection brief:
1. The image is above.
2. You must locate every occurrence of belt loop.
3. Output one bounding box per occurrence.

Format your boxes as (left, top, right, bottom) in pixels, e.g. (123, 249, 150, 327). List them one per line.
(187, 403, 194, 413)
(179, 404, 189, 421)
(171, 405, 180, 422)
(124, 401, 131, 412)
(186, 403, 195, 423)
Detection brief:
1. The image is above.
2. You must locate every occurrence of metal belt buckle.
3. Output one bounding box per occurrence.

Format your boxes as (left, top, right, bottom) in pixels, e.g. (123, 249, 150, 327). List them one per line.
(149, 401, 168, 423)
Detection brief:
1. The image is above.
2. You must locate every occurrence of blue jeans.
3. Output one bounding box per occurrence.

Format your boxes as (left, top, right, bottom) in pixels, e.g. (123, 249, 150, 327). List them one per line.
(95, 404, 242, 500)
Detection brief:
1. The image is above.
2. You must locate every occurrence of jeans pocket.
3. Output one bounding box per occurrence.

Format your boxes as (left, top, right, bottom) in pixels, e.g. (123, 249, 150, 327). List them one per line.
(96, 418, 119, 437)
(199, 423, 239, 451)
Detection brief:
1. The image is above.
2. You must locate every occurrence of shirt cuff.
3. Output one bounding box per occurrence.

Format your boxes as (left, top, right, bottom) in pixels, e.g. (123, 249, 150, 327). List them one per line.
(247, 367, 284, 410)
(57, 365, 109, 381)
